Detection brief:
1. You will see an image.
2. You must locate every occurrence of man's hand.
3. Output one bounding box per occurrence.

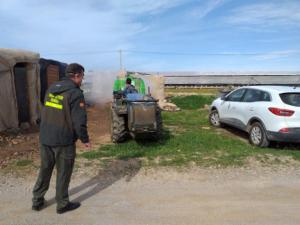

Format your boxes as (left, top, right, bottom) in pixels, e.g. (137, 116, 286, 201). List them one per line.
(83, 142, 91, 150)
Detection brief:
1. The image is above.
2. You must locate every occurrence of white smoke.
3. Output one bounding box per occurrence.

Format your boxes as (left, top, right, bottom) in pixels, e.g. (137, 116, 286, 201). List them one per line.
(82, 70, 118, 105)
(82, 71, 166, 105)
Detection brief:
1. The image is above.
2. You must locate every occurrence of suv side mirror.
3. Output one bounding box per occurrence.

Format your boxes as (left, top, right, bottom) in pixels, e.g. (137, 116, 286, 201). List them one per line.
(221, 95, 227, 101)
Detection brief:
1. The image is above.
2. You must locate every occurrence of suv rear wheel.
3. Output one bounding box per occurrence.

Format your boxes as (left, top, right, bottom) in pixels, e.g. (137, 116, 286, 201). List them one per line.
(249, 122, 269, 147)
(209, 109, 222, 127)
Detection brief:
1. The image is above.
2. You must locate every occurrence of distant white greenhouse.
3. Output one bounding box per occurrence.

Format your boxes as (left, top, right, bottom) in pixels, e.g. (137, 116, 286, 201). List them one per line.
(161, 72, 300, 86)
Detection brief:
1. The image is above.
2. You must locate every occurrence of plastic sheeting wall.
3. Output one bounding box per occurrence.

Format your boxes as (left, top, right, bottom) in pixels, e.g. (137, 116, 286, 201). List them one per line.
(0, 62, 40, 132)
(0, 69, 19, 131)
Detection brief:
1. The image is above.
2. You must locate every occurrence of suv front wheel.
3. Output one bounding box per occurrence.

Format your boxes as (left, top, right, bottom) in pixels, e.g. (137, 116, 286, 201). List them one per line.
(249, 122, 269, 147)
(209, 109, 222, 127)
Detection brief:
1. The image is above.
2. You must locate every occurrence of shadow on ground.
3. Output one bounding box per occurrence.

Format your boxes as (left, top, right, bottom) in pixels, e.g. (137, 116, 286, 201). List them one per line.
(45, 158, 142, 207)
(135, 129, 172, 147)
(220, 125, 300, 150)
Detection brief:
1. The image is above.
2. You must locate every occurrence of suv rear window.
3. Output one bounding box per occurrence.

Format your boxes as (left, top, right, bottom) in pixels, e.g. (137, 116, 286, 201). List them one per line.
(280, 93, 300, 106)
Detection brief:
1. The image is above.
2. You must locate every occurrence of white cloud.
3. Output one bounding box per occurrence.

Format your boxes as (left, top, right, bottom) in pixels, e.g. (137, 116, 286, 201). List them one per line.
(1, 0, 299, 71)
(111, 0, 185, 15)
(226, 2, 300, 27)
(253, 50, 300, 60)
(190, 0, 225, 18)
(0, 0, 185, 69)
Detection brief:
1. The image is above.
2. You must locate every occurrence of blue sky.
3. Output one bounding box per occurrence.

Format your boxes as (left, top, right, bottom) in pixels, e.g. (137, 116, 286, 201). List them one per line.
(1, 0, 300, 71)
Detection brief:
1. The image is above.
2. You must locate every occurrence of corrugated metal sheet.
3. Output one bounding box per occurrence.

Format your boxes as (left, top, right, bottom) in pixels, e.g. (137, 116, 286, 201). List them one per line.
(46, 64, 59, 87)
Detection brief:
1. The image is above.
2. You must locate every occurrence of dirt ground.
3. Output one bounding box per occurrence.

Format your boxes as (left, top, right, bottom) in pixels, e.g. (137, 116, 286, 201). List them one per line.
(1, 105, 300, 225)
(0, 104, 111, 169)
(1, 165, 300, 225)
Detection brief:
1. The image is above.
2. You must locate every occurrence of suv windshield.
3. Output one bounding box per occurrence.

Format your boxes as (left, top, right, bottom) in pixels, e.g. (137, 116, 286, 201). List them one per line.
(280, 93, 300, 106)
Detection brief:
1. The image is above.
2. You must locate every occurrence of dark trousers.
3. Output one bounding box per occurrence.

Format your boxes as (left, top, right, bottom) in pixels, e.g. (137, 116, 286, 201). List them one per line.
(32, 144, 75, 210)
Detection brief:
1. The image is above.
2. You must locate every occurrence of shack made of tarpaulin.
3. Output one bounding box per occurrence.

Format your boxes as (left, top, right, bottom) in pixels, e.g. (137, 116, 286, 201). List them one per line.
(0, 48, 40, 131)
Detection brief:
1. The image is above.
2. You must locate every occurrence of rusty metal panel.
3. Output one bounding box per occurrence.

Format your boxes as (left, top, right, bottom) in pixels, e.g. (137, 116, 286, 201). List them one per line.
(46, 64, 59, 87)
(128, 102, 156, 132)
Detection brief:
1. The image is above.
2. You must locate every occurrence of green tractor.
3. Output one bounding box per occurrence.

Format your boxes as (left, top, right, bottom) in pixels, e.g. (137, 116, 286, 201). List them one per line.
(111, 73, 163, 143)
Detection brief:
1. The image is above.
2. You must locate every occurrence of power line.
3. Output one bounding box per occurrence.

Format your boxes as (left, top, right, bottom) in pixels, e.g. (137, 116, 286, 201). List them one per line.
(119, 49, 123, 70)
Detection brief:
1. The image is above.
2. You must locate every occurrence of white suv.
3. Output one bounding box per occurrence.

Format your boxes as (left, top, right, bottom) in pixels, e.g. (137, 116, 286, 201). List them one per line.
(209, 85, 300, 147)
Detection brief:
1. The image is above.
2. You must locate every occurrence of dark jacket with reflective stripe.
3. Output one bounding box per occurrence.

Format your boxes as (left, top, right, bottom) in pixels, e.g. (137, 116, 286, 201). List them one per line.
(40, 78, 89, 146)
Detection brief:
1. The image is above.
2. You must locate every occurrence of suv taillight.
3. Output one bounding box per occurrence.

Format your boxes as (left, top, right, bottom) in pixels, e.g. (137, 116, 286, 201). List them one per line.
(279, 128, 289, 133)
(268, 107, 294, 117)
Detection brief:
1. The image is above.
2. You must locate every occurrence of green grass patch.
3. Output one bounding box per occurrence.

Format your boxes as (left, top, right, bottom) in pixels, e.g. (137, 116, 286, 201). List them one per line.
(15, 160, 33, 167)
(170, 95, 215, 110)
(163, 110, 209, 127)
(81, 95, 300, 168)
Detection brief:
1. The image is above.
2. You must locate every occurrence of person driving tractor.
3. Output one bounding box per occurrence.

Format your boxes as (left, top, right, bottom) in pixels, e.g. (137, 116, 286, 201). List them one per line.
(123, 78, 138, 95)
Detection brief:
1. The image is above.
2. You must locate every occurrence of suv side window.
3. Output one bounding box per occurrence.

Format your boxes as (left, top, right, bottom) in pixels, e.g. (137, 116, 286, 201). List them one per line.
(260, 91, 271, 101)
(226, 88, 246, 102)
(243, 89, 271, 102)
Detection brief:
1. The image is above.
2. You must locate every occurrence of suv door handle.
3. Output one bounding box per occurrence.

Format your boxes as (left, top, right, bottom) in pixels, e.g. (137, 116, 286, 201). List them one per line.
(249, 107, 254, 111)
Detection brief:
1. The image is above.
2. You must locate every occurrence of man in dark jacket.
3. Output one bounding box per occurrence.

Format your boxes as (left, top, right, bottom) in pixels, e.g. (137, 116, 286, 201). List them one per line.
(32, 63, 90, 214)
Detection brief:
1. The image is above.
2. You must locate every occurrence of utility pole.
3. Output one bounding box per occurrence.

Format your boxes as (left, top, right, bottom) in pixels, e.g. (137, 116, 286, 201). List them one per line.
(119, 49, 123, 71)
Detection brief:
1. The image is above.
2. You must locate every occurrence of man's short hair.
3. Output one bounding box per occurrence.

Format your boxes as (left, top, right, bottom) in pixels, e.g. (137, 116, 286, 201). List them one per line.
(66, 63, 85, 77)
(126, 78, 132, 84)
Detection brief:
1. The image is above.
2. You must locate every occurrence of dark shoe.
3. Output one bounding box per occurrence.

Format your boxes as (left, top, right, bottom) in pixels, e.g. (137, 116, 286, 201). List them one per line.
(32, 201, 45, 211)
(57, 202, 81, 214)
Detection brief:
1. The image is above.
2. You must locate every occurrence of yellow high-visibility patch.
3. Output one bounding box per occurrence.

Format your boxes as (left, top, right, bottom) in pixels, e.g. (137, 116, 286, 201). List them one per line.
(45, 101, 63, 109)
(56, 95, 64, 100)
(48, 93, 64, 100)
(50, 98, 59, 104)
(45, 93, 64, 109)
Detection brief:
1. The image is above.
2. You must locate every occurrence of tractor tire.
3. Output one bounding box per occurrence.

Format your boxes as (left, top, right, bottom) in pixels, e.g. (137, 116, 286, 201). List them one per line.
(111, 108, 128, 143)
(152, 107, 163, 140)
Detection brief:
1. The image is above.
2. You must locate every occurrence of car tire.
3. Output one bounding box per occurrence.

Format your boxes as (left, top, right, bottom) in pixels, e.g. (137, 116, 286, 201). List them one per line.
(249, 122, 269, 147)
(209, 109, 223, 127)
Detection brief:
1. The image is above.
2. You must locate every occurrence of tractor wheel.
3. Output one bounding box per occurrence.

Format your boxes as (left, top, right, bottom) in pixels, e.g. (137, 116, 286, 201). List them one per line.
(152, 107, 163, 140)
(111, 108, 128, 143)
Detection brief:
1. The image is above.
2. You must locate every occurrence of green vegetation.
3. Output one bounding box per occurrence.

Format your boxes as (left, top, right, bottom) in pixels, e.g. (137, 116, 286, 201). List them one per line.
(170, 95, 215, 110)
(81, 95, 300, 167)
